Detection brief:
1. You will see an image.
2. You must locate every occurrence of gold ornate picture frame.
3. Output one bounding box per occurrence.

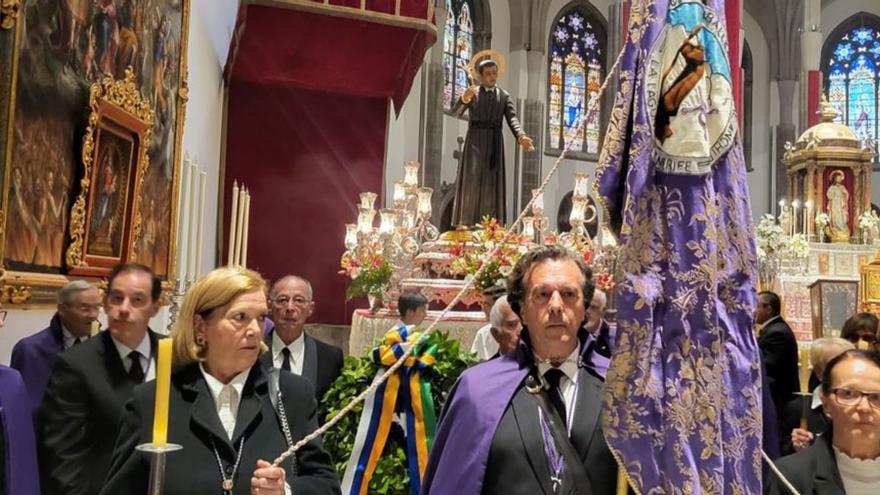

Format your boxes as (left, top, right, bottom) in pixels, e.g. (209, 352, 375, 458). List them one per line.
(0, 1, 189, 306)
(67, 68, 153, 277)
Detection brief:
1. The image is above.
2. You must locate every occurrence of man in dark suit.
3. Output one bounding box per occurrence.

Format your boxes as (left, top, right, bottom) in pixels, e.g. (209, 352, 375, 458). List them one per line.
(423, 245, 627, 494)
(39, 263, 162, 495)
(756, 291, 799, 422)
(585, 288, 612, 359)
(11, 281, 101, 416)
(262, 275, 343, 403)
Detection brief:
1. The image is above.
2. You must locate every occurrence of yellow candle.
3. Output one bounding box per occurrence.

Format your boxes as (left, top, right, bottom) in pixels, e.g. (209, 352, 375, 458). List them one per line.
(152, 339, 173, 446)
(799, 347, 811, 394)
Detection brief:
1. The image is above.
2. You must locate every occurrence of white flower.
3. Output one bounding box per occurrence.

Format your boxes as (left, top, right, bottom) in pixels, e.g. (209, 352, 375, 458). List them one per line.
(815, 212, 830, 230)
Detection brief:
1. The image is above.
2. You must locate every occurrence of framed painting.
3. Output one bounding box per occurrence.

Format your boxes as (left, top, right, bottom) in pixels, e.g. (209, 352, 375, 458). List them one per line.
(66, 69, 152, 277)
(0, 0, 189, 306)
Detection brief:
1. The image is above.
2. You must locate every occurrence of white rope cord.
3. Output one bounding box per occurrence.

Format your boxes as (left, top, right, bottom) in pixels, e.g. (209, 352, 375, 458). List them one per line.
(270, 43, 629, 469)
(762, 449, 800, 495)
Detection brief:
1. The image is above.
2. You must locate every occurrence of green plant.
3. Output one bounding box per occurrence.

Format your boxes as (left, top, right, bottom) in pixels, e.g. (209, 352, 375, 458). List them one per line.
(321, 331, 478, 493)
(343, 259, 392, 301)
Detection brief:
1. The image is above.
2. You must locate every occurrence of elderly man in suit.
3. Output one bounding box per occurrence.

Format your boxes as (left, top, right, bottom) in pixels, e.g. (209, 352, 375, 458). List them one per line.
(423, 245, 626, 494)
(11, 281, 101, 416)
(262, 275, 343, 403)
(39, 263, 163, 495)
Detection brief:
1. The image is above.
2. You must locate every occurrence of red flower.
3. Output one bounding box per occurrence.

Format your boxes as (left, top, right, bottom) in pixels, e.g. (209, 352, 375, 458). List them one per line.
(583, 250, 594, 263)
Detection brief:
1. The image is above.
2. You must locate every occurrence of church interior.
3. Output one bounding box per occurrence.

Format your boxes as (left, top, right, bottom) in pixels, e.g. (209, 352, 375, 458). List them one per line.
(2, 0, 880, 494)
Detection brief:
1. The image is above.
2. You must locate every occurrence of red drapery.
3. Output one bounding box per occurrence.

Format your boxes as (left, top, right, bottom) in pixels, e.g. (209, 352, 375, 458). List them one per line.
(224, 2, 435, 324)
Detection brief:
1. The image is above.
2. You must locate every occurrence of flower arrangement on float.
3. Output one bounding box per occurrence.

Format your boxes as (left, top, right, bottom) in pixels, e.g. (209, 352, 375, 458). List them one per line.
(339, 240, 393, 304)
(449, 216, 531, 290)
(814, 212, 830, 238)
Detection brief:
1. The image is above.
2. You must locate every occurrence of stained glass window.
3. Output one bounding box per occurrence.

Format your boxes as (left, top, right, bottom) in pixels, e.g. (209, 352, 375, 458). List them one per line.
(824, 19, 880, 147)
(443, 0, 474, 111)
(548, 8, 605, 155)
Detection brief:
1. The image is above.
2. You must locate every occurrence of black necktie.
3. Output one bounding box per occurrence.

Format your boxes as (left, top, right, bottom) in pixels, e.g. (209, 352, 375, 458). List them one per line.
(544, 368, 567, 423)
(128, 351, 145, 383)
(281, 348, 292, 372)
(73, 338, 81, 346)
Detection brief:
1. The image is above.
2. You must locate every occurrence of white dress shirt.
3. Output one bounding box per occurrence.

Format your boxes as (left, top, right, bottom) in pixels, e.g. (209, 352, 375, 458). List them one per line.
(199, 364, 251, 440)
(199, 365, 291, 494)
(537, 345, 581, 428)
(61, 325, 89, 350)
(834, 447, 880, 495)
(110, 332, 155, 381)
(471, 324, 499, 361)
(272, 331, 305, 375)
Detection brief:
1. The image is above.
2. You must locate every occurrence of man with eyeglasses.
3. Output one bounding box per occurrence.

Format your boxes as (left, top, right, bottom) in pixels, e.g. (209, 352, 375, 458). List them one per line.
(261, 275, 343, 403)
(38, 264, 162, 495)
(11, 281, 101, 417)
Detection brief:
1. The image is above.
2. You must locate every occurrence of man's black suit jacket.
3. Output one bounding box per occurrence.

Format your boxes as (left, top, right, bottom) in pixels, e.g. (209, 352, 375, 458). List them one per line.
(260, 330, 343, 403)
(38, 329, 160, 495)
(758, 317, 800, 416)
(482, 367, 630, 494)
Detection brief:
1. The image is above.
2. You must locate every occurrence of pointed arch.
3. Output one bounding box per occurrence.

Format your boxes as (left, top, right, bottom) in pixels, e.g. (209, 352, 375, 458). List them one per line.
(545, 0, 608, 160)
(821, 12, 880, 149)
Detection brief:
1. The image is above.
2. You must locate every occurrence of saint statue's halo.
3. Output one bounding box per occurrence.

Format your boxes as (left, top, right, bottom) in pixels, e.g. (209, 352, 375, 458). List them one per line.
(468, 49, 507, 81)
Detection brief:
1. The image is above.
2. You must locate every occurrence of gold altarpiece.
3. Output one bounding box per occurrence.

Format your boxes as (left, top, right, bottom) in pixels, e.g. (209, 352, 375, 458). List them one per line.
(784, 99, 874, 242)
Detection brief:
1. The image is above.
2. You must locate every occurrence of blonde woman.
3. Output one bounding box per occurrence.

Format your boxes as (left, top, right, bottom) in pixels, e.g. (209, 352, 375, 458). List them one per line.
(101, 267, 340, 495)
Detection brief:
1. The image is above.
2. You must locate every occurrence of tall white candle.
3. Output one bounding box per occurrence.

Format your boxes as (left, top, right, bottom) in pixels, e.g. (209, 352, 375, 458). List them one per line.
(233, 187, 246, 266)
(241, 191, 251, 268)
(228, 181, 239, 266)
(186, 162, 198, 282)
(195, 171, 206, 277)
(177, 161, 192, 283)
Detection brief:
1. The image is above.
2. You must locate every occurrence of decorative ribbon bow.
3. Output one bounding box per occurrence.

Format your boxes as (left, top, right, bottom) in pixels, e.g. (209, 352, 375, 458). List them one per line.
(341, 326, 438, 495)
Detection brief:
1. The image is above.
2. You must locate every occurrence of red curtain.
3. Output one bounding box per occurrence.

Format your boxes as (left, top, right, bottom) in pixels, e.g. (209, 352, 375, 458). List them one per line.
(224, 82, 387, 324)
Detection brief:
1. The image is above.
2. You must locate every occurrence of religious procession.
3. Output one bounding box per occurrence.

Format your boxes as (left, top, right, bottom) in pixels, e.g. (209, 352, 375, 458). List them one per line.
(1, 0, 879, 495)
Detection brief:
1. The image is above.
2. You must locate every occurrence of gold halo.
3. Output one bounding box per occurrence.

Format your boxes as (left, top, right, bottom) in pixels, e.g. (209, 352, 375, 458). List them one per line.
(468, 49, 507, 81)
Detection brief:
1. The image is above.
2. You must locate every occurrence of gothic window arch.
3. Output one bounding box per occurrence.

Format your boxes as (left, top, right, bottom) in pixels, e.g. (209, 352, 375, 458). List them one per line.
(743, 39, 753, 170)
(442, 0, 491, 112)
(822, 13, 880, 148)
(546, 1, 608, 159)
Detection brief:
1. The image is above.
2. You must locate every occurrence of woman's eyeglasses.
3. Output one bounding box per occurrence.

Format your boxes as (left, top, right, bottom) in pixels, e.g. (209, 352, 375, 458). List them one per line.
(832, 388, 880, 409)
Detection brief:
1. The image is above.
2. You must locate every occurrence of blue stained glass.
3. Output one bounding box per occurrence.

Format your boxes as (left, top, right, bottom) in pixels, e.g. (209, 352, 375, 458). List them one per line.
(443, 0, 475, 112)
(834, 42, 854, 61)
(854, 27, 873, 44)
(548, 8, 604, 153)
(848, 55, 876, 142)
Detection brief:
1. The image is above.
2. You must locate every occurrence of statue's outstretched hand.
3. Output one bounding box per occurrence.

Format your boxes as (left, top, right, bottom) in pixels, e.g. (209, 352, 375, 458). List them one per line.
(462, 86, 478, 104)
(518, 136, 535, 152)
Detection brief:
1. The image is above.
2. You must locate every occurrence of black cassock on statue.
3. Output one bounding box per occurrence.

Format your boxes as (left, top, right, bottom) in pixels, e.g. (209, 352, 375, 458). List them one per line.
(451, 86, 525, 227)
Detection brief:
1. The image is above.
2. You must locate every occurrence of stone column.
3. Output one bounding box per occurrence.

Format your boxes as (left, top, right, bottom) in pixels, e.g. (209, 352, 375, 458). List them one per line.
(801, 0, 823, 128)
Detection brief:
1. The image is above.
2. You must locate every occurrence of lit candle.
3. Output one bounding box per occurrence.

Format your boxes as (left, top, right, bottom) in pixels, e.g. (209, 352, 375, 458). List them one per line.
(227, 181, 239, 266)
(393, 181, 406, 206)
(359, 192, 377, 210)
(345, 224, 358, 249)
(531, 189, 545, 216)
(357, 207, 375, 234)
(522, 216, 536, 241)
(152, 338, 173, 446)
(379, 209, 397, 236)
(417, 187, 433, 217)
(570, 198, 586, 224)
(804, 200, 813, 236)
(178, 162, 192, 279)
(403, 161, 420, 187)
(195, 172, 206, 277)
(241, 192, 251, 268)
(792, 200, 800, 235)
(574, 173, 589, 198)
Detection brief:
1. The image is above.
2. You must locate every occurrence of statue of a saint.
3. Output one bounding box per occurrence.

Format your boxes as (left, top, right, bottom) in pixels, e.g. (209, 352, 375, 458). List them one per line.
(451, 58, 534, 227)
(827, 170, 850, 241)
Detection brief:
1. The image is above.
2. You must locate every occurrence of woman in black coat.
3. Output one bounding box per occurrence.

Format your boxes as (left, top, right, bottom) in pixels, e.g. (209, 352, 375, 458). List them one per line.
(101, 267, 340, 495)
(766, 350, 880, 494)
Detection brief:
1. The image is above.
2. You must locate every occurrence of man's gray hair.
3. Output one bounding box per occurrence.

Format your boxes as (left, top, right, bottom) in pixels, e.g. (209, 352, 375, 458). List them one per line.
(57, 280, 98, 304)
(592, 289, 607, 309)
(489, 295, 511, 328)
(270, 275, 313, 301)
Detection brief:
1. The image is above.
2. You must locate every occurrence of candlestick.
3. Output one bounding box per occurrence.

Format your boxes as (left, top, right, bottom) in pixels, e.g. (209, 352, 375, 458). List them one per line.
(241, 191, 251, 268)
(178, 162, 192, 281)
(152, 339, 173, 446)
(798, 347, 811, 394)
(531, 189, 545, 216)
(186, 162, 198, 282)
(227, 181, 239, 266)
(233, 187, 246, 266)
(194, 172, 206, 277)
(805, 200, 813, 237)
(792, 201, 800, 235)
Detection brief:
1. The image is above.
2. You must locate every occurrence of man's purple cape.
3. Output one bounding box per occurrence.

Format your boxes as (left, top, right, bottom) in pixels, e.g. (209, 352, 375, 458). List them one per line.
(420, 332, 606, 494)
(0, 365, 41, 495)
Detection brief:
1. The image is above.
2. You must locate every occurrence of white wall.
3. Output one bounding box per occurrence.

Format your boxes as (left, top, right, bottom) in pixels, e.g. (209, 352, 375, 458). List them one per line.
(743, 10, 773, 219)
(0, 0, 236, 364)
